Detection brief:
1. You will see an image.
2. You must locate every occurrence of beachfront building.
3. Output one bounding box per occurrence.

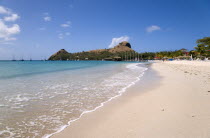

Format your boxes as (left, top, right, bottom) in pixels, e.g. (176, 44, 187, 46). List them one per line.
(180, 48, 189, 56)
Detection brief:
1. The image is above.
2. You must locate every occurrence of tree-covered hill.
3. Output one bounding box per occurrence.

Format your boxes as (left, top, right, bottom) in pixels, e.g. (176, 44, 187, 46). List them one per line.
(48, 37, 210, 61)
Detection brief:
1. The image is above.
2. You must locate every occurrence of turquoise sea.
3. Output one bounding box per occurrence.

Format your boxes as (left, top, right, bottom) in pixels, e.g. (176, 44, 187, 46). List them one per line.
(0, 61, 148, 138)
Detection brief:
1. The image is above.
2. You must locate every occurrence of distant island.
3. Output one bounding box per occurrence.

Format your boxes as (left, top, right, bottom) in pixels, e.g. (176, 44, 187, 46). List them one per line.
(48, 37, 210, 61)
(49, 41, 136, 61)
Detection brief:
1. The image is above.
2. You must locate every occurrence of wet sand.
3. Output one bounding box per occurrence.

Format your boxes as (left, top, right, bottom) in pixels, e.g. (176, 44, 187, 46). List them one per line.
(52, 61, 210, 138)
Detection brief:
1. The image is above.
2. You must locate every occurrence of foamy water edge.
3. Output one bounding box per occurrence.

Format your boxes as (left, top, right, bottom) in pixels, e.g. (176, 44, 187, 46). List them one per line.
(44, 63, 148, 138)
(43, 63, 148, 138)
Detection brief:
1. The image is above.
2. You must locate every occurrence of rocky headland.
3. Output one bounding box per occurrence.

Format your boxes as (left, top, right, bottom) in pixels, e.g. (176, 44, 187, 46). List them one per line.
(48, 41, 135, 61)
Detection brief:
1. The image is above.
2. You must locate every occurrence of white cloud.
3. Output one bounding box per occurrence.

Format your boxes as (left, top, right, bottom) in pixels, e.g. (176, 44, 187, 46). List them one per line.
(58, 32, 70, 39)
(58, 33, 63, 39)
(0, 6, 11, 14)
(61, 24, 69, 27)
(43, 13, 51, 21)
(146, 25, 161, 33)
(4, 14, 20, 22)
(108, 36, 129, 48)
(0, 20, 20, 41)
(61, 21, 71, 28)
(0, 5, 20, 42)
(43, 16, 51, 21)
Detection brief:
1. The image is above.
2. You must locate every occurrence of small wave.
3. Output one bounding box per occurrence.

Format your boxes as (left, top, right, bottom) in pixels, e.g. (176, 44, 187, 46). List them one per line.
(45, 63, 148, 138)
(0, 104, 8, 108)
(0, 62, 148, 138)
(0, 127, 15, 138)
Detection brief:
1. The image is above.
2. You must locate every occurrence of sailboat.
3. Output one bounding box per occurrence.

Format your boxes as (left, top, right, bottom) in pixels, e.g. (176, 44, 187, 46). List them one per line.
(20, 56, 24, 61)
(12, 55, 16, 61)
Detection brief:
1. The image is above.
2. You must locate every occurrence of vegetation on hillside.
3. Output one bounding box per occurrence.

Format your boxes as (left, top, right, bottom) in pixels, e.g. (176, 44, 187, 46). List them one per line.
(48, 37, 210, 61)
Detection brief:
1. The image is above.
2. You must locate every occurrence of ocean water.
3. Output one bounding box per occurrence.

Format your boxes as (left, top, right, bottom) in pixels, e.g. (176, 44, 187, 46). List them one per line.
(0, 61, 148, 138)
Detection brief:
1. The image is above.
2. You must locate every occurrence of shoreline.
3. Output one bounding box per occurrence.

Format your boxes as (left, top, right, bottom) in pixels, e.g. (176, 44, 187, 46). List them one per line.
(45, 63, 150, 138)
(50, 63, 160, 138)
(52, 61, 210, 138)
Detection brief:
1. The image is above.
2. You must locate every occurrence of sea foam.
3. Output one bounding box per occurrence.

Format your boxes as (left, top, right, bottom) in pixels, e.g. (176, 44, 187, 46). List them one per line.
(0, 61, 148, 138)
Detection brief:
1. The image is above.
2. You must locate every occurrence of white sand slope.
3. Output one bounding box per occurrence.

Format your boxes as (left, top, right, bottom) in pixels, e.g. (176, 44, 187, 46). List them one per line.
(52, 61, 210, 138)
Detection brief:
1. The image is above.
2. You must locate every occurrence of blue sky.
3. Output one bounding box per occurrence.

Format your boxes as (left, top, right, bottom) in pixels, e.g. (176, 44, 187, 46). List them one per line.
(0, 0, 210, 60)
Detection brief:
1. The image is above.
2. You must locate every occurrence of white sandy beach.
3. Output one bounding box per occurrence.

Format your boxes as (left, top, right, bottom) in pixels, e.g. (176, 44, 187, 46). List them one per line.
(52, 61, 210, 138)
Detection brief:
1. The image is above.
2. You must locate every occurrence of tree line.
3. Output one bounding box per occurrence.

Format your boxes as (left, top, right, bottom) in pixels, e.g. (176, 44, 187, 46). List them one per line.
(49, 37, 210, 61)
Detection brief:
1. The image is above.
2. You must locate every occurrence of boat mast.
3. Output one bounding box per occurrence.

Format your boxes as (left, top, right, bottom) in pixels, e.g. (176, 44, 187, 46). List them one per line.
(12, 55, 16, 61)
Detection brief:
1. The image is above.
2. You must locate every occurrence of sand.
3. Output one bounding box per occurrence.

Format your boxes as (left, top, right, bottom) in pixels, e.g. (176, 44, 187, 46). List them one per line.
(52, 61, 210, 138)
